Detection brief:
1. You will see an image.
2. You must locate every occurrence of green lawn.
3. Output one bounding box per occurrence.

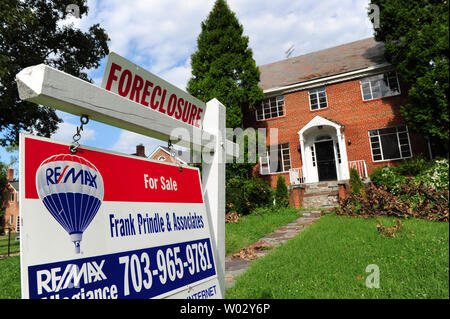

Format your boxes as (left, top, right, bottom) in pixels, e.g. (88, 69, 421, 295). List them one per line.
(2, 212, 448, 299)
(227, 214, 449, 299)
(0, 233, 20, 255)
(226, 207, 300, 255)
(0, 256, 21, 299)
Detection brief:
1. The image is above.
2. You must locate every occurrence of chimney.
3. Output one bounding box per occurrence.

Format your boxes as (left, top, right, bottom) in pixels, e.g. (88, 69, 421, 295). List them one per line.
(6, 167, 14, 182)
(136, 144, 145, 157)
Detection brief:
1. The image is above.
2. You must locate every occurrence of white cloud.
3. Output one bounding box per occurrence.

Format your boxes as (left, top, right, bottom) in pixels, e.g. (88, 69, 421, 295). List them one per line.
(109, 130, 163, 156)
(230, 0, 374, 65)
(69, 0, 374, 152)
(158, 59, 192, 90)
(79, 0, 373, 85)
(80, 0, 212, 89)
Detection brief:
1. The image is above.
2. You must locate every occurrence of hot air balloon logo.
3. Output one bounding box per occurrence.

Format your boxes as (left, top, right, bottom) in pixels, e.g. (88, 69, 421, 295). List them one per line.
(35, 154, 104, 254)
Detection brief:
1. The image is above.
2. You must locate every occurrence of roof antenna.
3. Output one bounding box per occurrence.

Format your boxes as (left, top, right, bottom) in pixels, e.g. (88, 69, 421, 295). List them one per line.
(285, 44, 295, 59)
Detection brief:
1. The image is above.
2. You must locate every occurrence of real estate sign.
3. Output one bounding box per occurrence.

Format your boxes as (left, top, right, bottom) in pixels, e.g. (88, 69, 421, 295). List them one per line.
(101, 52, 206, 129)
(20, 134, 221, 299)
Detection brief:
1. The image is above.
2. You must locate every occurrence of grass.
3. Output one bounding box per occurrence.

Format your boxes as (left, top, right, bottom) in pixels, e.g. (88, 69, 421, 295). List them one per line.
(226, 206, 300, 255)
(0, 233, 20, 255)
(0, 206, 300, 299)
(2, 210, 447, 299)
(226, 214, 449, 299)
(0, 256, 21, 299)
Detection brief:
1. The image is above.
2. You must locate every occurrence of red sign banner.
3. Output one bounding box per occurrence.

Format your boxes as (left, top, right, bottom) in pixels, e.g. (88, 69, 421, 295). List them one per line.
(24, 136, 204, 204)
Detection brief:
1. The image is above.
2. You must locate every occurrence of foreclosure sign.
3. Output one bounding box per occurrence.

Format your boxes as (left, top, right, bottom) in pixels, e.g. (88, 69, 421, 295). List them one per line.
(102, 52, 206, 129)
(20, 134, 221, 299)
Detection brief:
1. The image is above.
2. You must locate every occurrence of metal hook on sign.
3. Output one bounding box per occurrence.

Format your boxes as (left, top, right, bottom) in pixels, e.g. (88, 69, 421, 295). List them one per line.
(69, 114, 89, 154)
(168, 139, 183, 172)
(80, 114, 89, 125)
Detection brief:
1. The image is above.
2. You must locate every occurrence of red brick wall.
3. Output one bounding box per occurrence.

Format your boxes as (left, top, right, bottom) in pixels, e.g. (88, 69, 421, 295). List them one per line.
(244, 77, 428, 187)
(150, 149, 177, 164)
(150, 149, 185, 165)
(3, 187, 19, 233)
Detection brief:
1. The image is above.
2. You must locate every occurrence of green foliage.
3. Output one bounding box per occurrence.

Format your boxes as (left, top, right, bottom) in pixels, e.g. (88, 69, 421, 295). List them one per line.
(363, 157, 449, 218)
(225, 129, 259, 181)
(0, 0, 110, 146)
(226, 177, 273, 215)
(369, 0, 449, 144)
(274, 175, 289, 207)
(370, 157, 449, 194)
(0, 163, 10, 234)
(369, 166, 405, 195)
(395, 155, 433, 176)
(349, 168, 365, 196)
(187, 0, 264, 190)
(416, 158, 449, 191)
(187, 0, 264, 129)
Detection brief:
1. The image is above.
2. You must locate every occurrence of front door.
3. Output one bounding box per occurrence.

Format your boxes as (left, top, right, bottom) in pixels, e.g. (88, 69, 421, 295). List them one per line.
(315, 140, 337, 181)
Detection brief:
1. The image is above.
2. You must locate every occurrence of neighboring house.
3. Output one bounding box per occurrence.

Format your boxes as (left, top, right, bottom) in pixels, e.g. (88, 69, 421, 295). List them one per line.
(2, 167, 20, 234)
(243, 38, 429, 206)
(148, 145, 189, 165)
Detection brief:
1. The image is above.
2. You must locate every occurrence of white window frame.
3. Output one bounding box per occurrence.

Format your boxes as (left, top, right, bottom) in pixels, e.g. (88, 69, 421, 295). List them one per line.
(157, 156, 166, 161)
(256, 95, 285, 121)
(368, 125, 413, 162)
(360, 71, 401, 101)
(259, 143, 292, 175)
(308, 86, 328, 111)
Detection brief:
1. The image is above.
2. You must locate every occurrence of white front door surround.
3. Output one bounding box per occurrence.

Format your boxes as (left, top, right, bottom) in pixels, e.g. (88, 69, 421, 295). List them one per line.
(298, 116, 350, 183)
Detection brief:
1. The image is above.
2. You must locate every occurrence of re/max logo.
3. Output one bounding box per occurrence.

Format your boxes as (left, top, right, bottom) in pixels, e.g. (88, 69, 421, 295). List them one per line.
(45, 166, 98, 188)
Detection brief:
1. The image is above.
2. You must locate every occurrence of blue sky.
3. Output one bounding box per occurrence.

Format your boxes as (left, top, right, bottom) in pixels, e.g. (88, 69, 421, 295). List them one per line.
(1, 0, 375, 177)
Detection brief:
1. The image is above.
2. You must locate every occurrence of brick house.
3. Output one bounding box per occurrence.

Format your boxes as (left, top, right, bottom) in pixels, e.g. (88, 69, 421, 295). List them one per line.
(148, 145, 190, 165)
(132, 143, 190, 165)
(2, 167, 20, 234)
(243, 38, 429, 207)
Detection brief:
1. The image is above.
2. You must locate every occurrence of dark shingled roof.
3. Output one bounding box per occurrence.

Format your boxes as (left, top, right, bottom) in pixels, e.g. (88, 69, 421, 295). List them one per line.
(258, 37, 387, 91)
(10, 181, 19, 192)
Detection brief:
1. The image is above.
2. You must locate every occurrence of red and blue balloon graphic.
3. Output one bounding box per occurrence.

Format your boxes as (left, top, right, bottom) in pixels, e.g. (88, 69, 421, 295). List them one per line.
(35, 154, 104, 254)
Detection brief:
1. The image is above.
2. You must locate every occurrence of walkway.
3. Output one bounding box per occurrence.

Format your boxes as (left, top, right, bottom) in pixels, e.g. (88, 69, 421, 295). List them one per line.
(225, 211, 322, 288)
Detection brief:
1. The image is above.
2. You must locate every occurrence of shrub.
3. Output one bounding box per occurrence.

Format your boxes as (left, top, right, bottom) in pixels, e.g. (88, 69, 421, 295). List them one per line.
(226, 177, 273, 215)
(337, 182, 449, 222)
(274, 175, 289, 207)
(349, 168, 365, 196)
(416, 158, 449, 191)
(396, 155, 433, 176)
(369, 165, 405, 195)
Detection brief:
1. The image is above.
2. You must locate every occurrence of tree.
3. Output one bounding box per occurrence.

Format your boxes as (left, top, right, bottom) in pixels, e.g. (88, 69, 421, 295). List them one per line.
(187, 0, 264, 181)
(187, 0, 264, 129)
(349, 168, 365, 196)
(369, 0, 449, 145)
(275, 175, 289, 207)
(0, 0, 109, 147)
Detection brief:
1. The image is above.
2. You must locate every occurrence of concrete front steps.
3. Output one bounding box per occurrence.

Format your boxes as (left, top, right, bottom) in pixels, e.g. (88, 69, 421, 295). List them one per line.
(302, 181, 339, 208)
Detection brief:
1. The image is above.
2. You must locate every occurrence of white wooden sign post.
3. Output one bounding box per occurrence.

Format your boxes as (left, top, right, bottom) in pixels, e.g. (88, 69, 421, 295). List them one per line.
(16, 53, 237, 297)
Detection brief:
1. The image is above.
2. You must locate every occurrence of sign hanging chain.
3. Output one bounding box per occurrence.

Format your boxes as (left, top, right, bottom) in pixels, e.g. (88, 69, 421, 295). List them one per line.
(69, 114, 89, 154)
